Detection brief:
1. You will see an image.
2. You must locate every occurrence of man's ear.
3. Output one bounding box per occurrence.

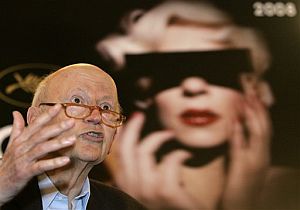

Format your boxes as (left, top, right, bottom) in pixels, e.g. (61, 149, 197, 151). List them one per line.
(27, 106, 40, 125)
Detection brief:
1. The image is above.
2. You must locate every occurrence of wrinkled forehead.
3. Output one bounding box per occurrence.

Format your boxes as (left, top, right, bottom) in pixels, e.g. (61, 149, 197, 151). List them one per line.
(46, 66, 118, 102)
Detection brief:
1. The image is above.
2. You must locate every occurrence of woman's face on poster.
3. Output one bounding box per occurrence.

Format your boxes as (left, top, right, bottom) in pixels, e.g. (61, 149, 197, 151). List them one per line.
(154, 77, 244, 147)
(152, 22, 246, 147)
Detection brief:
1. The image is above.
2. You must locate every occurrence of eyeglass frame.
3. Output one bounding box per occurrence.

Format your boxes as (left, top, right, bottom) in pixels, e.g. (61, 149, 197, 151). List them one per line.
(39, 102, 126, 128)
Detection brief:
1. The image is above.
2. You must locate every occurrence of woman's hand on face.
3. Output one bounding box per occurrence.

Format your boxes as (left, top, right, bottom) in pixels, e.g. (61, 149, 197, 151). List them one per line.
(106, 112, 200, 210)
(0, 104, 76, 206)
(222, 92, 271, 210)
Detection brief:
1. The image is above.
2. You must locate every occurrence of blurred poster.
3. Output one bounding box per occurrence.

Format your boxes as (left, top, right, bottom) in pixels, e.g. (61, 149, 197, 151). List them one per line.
(0, 0, 299, 168)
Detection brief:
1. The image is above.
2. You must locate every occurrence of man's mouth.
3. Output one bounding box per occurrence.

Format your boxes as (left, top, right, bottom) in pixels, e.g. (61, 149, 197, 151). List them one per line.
(180, 109, 219, 126)
(79, 131, 104, 142)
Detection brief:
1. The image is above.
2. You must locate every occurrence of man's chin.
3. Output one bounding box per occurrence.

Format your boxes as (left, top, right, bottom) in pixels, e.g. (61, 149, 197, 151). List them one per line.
(68, 149, 102, 164)
(77, 154, 102, 163)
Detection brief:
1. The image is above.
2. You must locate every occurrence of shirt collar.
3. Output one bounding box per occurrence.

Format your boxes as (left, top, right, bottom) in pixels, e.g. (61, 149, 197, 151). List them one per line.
(38, 173, 90, 209)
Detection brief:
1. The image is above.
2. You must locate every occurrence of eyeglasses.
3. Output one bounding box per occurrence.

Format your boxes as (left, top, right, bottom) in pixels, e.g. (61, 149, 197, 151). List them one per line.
(39, 103, 126, 128)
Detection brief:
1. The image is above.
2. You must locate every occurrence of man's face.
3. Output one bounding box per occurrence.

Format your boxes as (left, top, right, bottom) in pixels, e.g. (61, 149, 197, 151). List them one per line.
(36, 65, 118, 165)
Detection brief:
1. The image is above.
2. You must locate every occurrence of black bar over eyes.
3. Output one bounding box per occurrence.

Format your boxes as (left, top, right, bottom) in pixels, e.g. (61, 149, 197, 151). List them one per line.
(115, 49, 253, 101)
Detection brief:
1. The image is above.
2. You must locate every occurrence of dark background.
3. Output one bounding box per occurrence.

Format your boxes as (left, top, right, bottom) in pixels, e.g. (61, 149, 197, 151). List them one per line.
(0, 0, 299, 168)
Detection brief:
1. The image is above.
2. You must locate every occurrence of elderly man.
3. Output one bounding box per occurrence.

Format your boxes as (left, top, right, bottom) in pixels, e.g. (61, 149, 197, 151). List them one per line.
(0, 63, 146, 210)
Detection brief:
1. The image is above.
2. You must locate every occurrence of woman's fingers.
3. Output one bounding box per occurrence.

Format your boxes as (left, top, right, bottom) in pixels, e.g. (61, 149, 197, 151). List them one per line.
(159, 150, 191, 190)
(117, 112, 145, 158)
(244, 95, 271, 154)
(112, 112, 146, 194)
(138, 130, 175, 172)
(230, 120, 246, 159)
(241, 75, 271, 143)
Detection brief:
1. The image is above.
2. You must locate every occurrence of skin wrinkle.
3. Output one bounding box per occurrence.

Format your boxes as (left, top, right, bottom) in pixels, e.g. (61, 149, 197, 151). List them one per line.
(33, 64, 120, 111)
(62, 89, 116, 111)
(33, 64, 119, 203)
(0, 61, 131, 210)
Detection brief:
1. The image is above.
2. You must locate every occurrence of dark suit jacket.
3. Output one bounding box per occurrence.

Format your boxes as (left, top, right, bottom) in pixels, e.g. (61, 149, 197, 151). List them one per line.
(2, 177, 146, 210)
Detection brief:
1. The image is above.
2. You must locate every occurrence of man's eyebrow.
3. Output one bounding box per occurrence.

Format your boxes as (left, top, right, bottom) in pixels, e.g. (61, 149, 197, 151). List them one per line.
(63, 88, 90, 100)
(98, 95, 113, 101)
(96, 95, 115, 106)
(97, 95, 122, 112)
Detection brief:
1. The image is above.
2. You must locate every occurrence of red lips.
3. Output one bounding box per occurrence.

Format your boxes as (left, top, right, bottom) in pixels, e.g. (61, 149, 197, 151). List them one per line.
(180, 109, 219, 126)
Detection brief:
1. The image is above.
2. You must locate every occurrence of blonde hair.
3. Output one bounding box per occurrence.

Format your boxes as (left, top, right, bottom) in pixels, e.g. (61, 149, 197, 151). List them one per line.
(97, 0, 271, 75)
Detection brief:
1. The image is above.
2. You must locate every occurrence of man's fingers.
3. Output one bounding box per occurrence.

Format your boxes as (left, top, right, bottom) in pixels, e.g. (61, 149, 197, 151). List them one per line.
(38, 119, 75, 142)
(27, 135, 76, 161)
(14, 119, 75, 157)
(21, 104, 62, 142)
(31, 156, 71, 175)
(8, 111, 25, 147)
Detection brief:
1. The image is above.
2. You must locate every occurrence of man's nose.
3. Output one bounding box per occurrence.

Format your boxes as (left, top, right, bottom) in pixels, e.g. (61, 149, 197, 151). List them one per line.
(181, 77, 208, 96)
(84, 109, 102, 125)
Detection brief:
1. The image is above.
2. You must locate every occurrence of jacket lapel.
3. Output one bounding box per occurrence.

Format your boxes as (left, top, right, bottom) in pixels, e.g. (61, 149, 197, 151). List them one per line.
(11, 177, 43, 210)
